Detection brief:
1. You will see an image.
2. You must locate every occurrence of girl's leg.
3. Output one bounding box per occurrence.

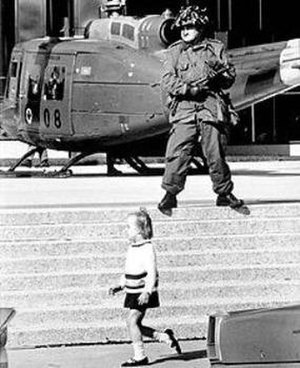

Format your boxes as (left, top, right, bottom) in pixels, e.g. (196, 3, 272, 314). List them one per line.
(136, 310, 153, 338)
(127, 309, 146, 360)
(138, 312, 182, 354)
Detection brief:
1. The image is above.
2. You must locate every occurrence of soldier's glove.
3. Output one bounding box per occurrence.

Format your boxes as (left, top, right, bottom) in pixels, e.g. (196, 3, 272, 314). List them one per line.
(188, 86, 200, 97)
(206, 61, 232, 75)
(187, 84, 208, 97)
(207, 63, 236, 89)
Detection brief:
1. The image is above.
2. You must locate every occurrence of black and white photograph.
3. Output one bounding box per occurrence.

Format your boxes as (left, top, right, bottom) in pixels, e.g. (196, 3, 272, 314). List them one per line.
(0, 0, 300, 367)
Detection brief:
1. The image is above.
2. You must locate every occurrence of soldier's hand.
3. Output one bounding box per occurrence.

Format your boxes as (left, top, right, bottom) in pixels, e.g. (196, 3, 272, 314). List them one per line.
(207, 69, 218, 80)
(188, 86, 200, 97)
(187, 85, 208, 97)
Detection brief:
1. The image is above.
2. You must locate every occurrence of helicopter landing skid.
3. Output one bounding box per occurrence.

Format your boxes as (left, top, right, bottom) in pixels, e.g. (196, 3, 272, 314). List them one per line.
(7, 147, 40, 172)
(124, 156, 151, 174)
(1, 151, 92, 178)
(0, 168, 73, 178)
(44, 169, 73, 178)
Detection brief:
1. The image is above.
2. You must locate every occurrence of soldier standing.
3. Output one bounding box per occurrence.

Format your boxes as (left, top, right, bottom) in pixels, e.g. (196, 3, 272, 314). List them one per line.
(158, 4, 243, 216)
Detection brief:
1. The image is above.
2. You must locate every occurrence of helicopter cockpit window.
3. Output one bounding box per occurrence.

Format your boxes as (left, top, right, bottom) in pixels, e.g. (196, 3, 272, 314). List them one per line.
(5, 61, 18, 99)
(44, 66, 65, 101)
(27, 75, 40, 101)
(10, 62, 18, 78)
(111, 22, 121, 35)
(122, 24, 134, 41)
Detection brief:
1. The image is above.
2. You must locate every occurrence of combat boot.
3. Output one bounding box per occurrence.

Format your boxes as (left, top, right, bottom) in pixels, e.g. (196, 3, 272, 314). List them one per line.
(38, 159, 50, 168)
(158, 192, 177, 216)
(216, 193, 244, 209)
(107, 167, 123, 176)
(21, 159, 32, 168)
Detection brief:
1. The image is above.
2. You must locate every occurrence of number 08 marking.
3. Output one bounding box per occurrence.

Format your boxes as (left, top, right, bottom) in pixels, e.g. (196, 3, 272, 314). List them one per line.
(44, 108, 50, 128)
(43, 108, 62, 129)
(54, 109, 62, 128)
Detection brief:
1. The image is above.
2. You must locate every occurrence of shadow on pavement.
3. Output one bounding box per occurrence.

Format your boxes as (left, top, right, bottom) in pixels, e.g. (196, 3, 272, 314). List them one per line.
(232, 205, 251, 216)
(2, 165, 300, 178)
(246, 199, 300, 205)
(182, 199, 300, 207)
(231, 169, 300, 177)
(149, 349, 207, 365)
(0, 167, 208, 178)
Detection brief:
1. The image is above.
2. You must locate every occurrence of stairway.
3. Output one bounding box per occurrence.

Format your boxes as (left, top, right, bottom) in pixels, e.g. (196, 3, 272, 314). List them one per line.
(0, 203, 300, 348)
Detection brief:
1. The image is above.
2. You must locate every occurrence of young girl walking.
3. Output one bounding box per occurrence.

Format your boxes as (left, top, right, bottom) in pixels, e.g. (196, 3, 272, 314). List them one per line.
(109, 207, 181, 367)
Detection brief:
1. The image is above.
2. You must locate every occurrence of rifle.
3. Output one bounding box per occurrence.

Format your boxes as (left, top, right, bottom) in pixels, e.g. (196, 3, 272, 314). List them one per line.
(191, 62, 232, 88)
(170, 63, 232, 116)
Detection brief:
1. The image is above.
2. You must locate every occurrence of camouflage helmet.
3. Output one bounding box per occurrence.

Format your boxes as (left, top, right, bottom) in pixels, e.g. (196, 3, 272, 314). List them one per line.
(102, 0, 124, 12)
(174, 5, 209, 29)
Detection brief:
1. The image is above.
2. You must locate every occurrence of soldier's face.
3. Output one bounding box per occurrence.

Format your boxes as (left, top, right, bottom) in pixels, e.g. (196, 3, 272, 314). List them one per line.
(181, 25, 200, 43)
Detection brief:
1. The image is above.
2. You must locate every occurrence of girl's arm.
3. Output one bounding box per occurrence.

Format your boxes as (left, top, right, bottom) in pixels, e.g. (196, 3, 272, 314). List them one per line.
(143, 244, 157, 295)
(108, 285, 123, 295)
(138, 244, 157, 305)
(108, 274, 125, 296)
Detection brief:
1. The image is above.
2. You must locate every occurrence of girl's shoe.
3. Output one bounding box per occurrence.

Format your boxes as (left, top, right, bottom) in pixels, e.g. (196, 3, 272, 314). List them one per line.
(164, 329, 182, 354)
(121, 357, 149, 367)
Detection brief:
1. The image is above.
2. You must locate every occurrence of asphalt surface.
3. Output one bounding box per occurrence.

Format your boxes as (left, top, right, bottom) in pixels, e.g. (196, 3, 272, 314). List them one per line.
(2, 340, 209, 368)
(0, 160, 300, 209)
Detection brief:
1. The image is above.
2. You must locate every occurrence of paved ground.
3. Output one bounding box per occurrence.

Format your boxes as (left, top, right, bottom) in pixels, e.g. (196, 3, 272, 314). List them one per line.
(2, 340, 300, 368)
(2, 340, 209, 368)
(0, 160, 300, 209)
(1, 159, 300, 368)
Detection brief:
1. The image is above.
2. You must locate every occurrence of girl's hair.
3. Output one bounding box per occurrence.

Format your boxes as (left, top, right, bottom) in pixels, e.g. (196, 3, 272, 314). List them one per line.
(130, 207, 153, 239)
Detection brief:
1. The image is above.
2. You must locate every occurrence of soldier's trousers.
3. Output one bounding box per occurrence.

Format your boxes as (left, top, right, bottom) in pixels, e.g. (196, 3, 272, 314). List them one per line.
(162, 119, 234, 196)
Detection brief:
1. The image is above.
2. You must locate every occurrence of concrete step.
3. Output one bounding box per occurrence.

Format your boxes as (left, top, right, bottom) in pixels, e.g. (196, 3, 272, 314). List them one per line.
(1, 233, 299, 258)
(2, 263, 299, 292)
(1, 204, 300, 226)
(7, 298, 299, 347)
(1, 247, 300, 275)
(10, 315, 208, 347)
(1, 280, 299, 309)
(10, 296, 300, 330)
(1, 217, 300, 241)
(1, 203, 299, 348)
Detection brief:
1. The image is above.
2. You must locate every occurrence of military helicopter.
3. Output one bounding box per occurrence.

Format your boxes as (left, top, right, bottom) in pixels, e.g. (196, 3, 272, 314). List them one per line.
(1, 0, 300, 176)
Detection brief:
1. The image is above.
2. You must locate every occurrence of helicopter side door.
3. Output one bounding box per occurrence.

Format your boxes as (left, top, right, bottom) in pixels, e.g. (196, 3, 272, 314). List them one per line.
(6, 51, 23, 104)
(19, 51, 44, 139)
(40, 54, 74, 138)
(0, 49, 24, 139)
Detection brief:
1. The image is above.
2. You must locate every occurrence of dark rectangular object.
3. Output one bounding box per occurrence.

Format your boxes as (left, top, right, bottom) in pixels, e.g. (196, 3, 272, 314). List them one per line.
(0, 309, 15, 333)
(207, 304, 300, 366)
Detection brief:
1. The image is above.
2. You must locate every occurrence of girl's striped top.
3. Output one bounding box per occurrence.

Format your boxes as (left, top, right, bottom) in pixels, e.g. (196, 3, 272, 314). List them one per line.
(121, 240, 159, 294)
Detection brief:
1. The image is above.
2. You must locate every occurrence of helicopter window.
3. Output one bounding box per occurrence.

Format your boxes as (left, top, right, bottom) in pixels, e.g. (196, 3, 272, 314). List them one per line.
(5, 61, 18, 98)
(10, 62, 18, 78)
(17, 62, 23, 97)
(111, 22, 121, 35)
(27, 75, 40, 101)
(122, 24, 135, 41)
(44, 66, 65, 101)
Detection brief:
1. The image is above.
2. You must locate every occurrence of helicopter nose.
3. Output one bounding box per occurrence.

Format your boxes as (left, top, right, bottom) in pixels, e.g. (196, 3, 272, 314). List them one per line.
(280, 38, 300, 86)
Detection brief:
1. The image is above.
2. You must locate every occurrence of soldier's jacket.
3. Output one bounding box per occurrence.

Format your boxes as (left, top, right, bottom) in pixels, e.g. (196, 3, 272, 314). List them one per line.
(161, 38, 235, 124)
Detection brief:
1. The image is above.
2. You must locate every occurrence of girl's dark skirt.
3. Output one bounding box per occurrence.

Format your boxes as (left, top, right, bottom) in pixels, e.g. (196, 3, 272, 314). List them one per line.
(124, 291, 160, 311)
